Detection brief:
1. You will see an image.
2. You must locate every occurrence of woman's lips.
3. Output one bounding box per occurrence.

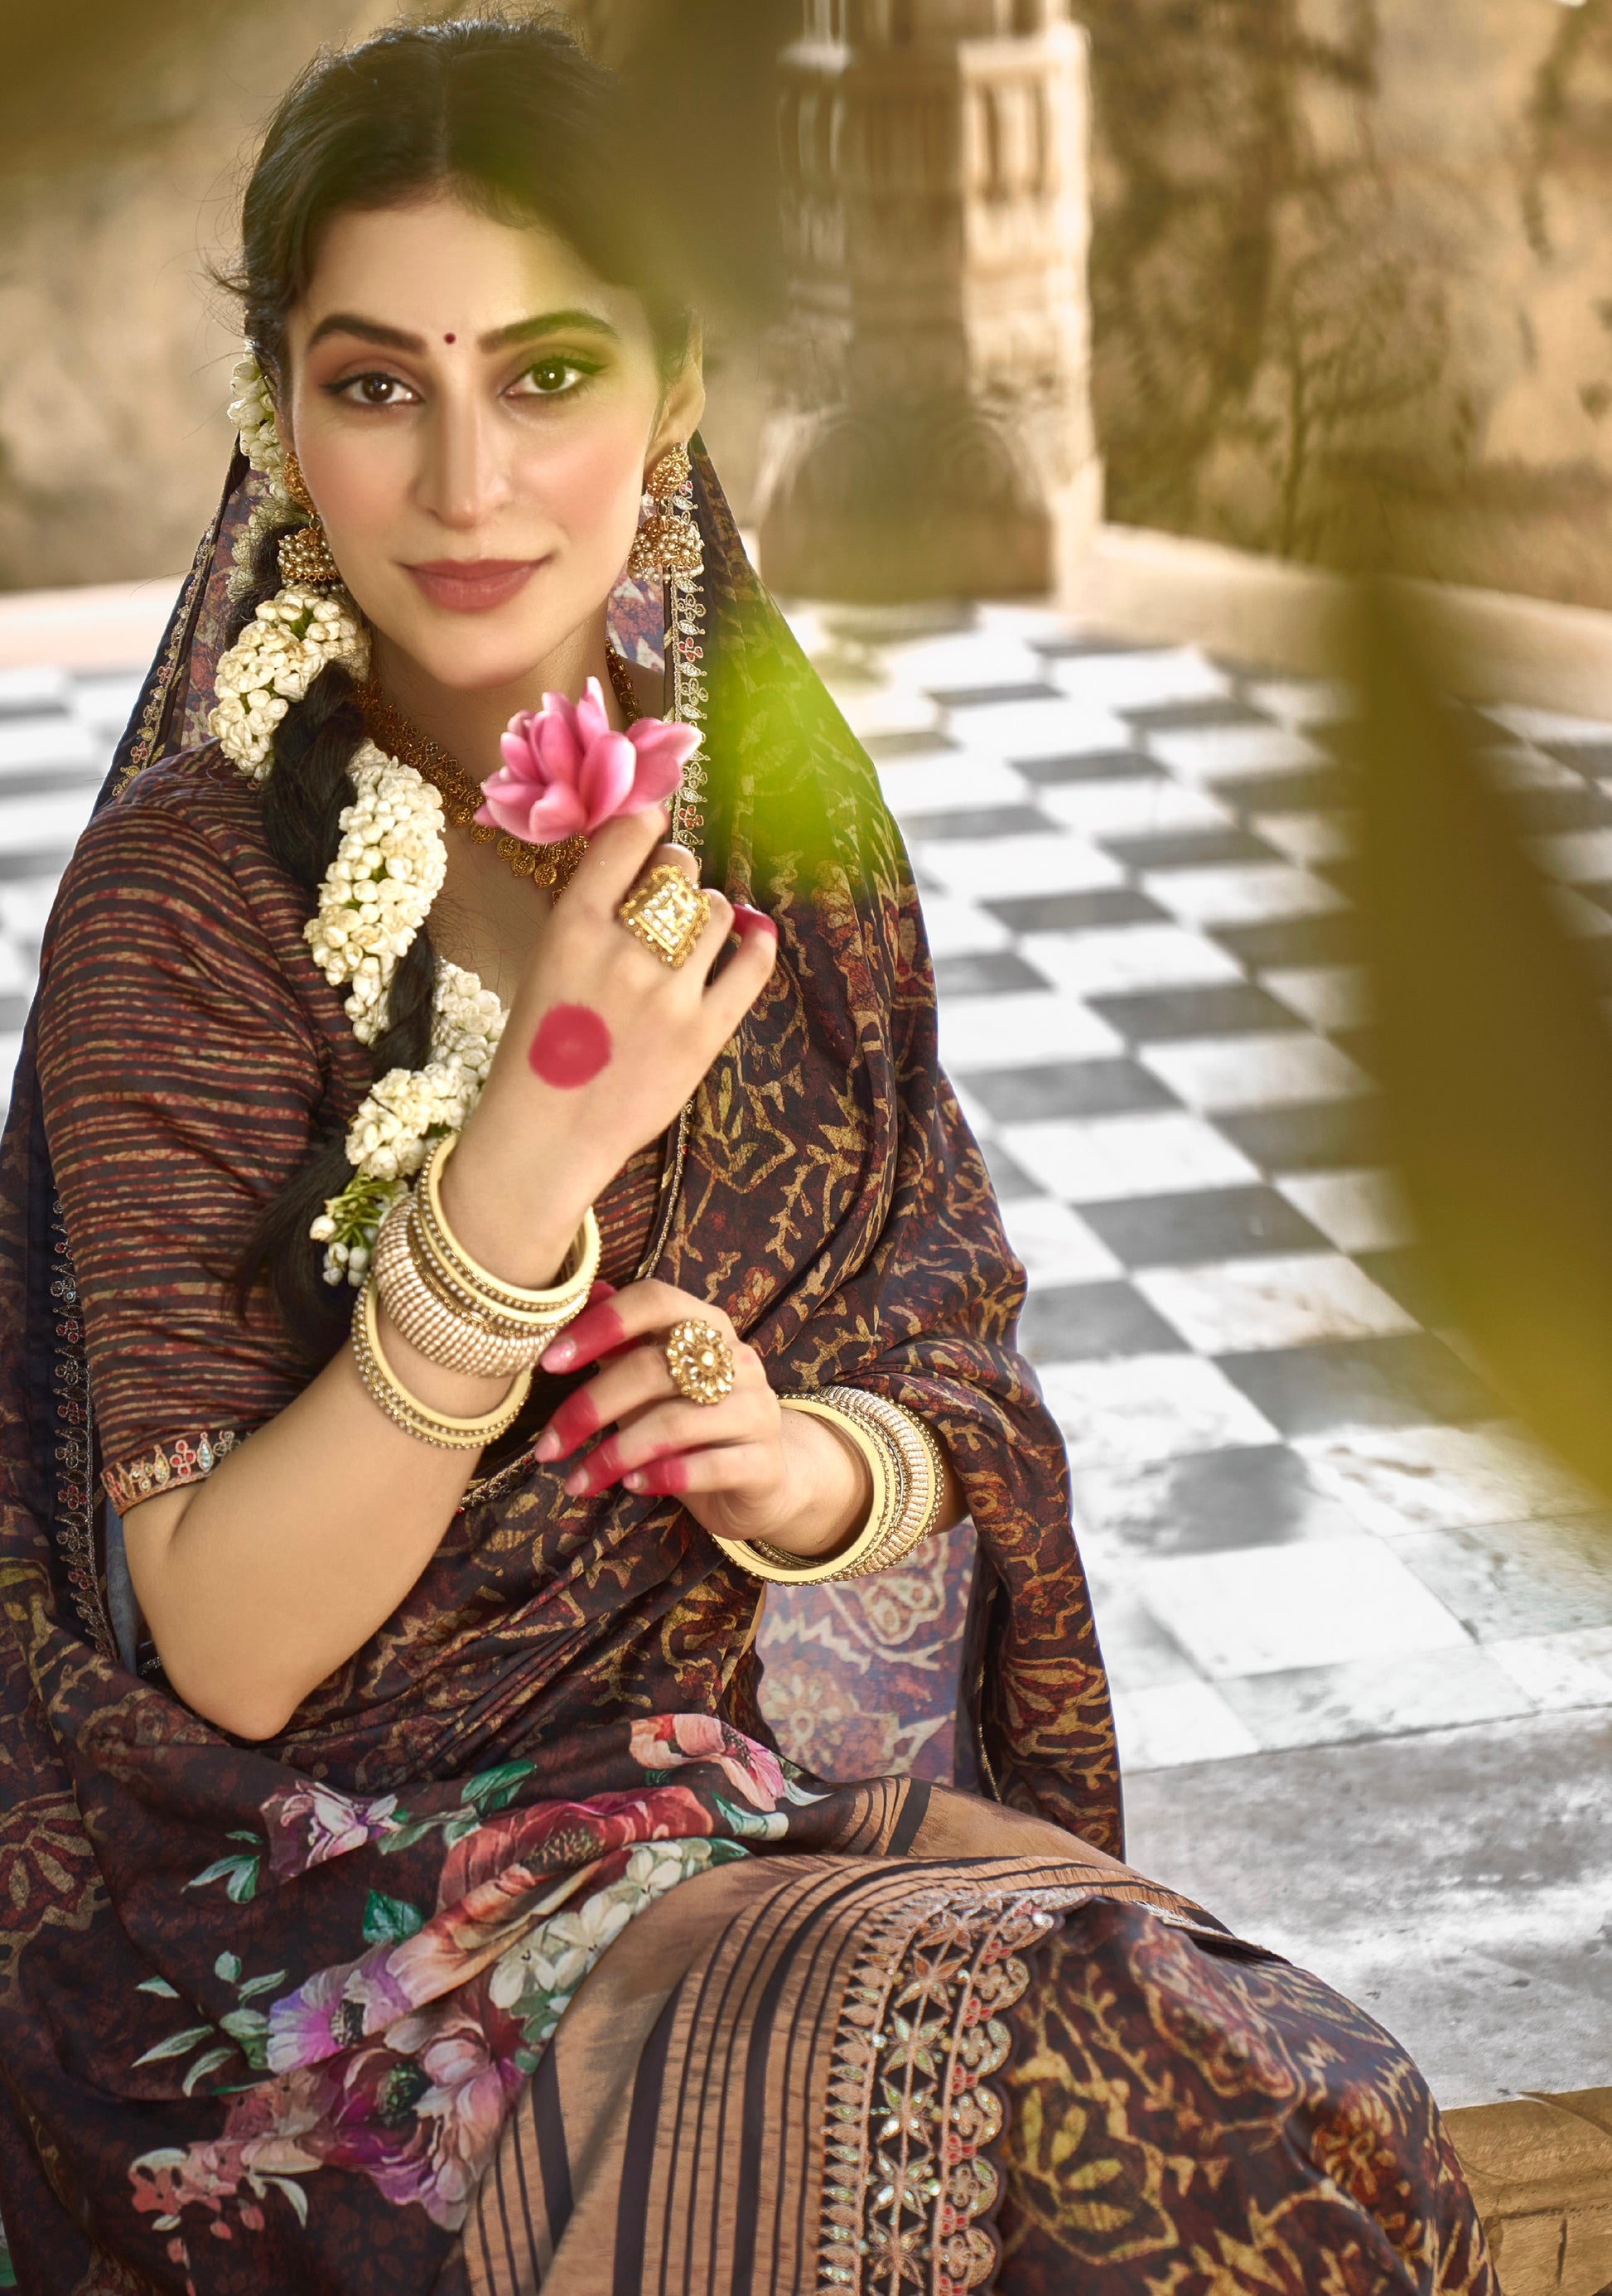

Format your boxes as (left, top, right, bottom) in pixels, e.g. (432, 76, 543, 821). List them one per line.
(405, 558, 543, 613)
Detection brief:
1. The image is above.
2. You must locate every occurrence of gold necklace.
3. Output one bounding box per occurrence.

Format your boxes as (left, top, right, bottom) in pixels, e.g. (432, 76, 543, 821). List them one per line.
(357, 647, 642, 892)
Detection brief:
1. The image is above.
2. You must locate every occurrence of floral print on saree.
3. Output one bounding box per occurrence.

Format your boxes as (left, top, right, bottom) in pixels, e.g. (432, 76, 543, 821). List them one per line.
(127, 1721, 784, 2277)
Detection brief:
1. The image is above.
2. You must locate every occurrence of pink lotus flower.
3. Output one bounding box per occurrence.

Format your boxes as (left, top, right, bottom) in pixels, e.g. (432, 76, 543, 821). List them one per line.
(476, 678, 699, 844)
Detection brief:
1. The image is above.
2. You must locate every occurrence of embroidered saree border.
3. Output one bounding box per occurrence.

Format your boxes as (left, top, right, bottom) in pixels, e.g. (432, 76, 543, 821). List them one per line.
(818, 1886, 1069, 2294)
(102, 1428, 239, 1515)
(466, 1855, 1194, 2296)
(46, 1193, 109, 1655)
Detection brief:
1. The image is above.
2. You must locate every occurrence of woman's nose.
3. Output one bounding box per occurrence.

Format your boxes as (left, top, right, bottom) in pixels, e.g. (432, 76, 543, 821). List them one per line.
(417, 390, 510, 532)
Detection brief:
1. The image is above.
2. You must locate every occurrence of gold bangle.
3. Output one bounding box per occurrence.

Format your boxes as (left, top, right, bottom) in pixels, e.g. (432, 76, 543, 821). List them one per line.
(416, 1134, 601, 1334)
(351, 1276, 531, 1451)
(425, 1133, 600, 1312)
(373, 1195, 542, 1378)
(834, 1386, 945, 1550)
(708, 1387, 943, 1585)
(408, 1200, 595, 1345)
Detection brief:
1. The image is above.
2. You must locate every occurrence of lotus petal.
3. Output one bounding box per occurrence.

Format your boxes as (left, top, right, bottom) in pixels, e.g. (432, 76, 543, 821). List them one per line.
(572, 678, 611, 754)
(532, 703, 582, 787)
(577, 731, 639, 830)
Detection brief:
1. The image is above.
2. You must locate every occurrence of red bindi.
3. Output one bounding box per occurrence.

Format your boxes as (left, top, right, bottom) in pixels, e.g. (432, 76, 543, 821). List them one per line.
(528, 1002, 612, 1089)
(443, 332, 456, 344)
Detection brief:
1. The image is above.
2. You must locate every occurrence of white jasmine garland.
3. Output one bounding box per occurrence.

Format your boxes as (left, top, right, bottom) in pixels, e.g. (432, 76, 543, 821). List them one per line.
(212, 588, 478, 1285)
(308, 966, 507, 1283)
(228, 485, 297, 608)
(210, 587, 369, 783)
(343, 968, 505, 1182)
(228, 351, 292, 499)
(212, 349, 527, 1288)
(226, 355, 325, 603)
(304, 745, 449, 1042)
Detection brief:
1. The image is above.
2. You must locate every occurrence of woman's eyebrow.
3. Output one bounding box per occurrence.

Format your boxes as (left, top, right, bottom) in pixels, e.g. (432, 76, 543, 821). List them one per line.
(303, 309, 623, 355)
(305, 313, 426, 353)
(480, 309, 622, 352)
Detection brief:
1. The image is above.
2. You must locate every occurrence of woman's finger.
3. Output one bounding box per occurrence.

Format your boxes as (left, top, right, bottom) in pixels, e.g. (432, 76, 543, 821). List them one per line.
(562, 1395, 766, 1496)
(653, 842, 699, 883)
(535, 1341, 676, 1461)
(562, 803, 674, 917)
(621, 1442, 778, 1500)
(701, 907, 779, 1034)
(686, 887, 736, 986)
(540, 1282, 736, 1375)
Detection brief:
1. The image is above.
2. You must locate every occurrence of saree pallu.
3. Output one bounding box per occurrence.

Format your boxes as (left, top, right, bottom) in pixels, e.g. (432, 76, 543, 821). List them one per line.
(0, 446, 1494, 2293)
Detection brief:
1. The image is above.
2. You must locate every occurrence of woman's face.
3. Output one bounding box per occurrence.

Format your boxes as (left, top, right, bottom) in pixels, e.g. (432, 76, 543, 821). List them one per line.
(281, 192, 702, 693)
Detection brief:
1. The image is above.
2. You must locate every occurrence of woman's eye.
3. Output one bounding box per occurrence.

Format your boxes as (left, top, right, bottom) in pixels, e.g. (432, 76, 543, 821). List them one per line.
(515, 357, 591, 398)
(333, 373, 415, 408)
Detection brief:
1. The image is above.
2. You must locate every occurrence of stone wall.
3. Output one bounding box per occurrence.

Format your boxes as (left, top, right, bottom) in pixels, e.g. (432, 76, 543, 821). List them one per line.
(0, 0, 411, 590)
(755, 0, 1100, 600)
(1079, 0, 1612, 606)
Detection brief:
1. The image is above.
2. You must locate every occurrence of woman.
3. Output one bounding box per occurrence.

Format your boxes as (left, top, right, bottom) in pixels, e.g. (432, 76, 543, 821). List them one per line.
(0, 16, 1492, 2294)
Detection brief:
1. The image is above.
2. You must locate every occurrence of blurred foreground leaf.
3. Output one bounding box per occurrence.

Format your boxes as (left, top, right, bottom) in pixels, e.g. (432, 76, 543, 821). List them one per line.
(1357, 586, 1612, 1499)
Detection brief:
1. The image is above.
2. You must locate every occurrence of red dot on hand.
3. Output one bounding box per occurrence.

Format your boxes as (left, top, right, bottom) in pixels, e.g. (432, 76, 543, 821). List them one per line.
(528, 1003, 612, 1089)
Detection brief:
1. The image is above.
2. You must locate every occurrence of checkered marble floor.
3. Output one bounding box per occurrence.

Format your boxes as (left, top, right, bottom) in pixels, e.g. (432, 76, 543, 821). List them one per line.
(6, 616, 1612, 1781)
(0, 664, 145, 1079)
(789, 602, 1612, 1782)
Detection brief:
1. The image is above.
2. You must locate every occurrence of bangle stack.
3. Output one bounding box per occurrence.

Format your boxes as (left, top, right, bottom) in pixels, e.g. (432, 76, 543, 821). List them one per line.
(350, 1129, 601, 1449)
(411, 1133, 601, 1351)
(710, 1385, 946, 1586)
(352, 1278, 532, 1451)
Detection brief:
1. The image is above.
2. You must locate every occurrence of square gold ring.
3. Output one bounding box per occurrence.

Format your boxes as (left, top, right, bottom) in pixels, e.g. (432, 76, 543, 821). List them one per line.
(617, 863, 712, 969)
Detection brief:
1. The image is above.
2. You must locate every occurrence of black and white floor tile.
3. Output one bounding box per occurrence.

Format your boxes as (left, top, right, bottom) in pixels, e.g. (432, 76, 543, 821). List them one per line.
(7, 615, 1612, 1777)
(793, 602, 1612, 1775)
(0, 663, 142, 1075)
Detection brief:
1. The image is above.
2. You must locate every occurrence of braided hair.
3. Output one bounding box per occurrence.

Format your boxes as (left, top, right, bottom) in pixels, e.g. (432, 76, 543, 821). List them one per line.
(225, 13, 692, 1354)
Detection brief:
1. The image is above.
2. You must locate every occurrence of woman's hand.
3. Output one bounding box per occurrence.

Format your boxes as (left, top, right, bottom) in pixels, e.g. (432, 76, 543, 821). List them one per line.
(533, 1282, 871, 1560)
(444, 805, 777, 1287)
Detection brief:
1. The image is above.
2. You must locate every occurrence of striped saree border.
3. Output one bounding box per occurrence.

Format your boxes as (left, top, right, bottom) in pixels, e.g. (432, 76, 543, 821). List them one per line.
(465, 1850, 1197, 2296)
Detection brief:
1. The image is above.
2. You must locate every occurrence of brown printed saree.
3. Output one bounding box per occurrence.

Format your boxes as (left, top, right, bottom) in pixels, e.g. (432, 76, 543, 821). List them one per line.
(0, 450, 1493, 2294)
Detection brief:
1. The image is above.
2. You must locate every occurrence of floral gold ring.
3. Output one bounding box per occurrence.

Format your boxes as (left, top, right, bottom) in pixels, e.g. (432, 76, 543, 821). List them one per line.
(616, 863, 712, 969)
(664, 1319, 736, 1406)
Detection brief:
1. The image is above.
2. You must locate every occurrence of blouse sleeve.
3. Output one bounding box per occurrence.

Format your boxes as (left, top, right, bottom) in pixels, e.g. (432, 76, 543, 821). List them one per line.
(36, 771, 345, 1513)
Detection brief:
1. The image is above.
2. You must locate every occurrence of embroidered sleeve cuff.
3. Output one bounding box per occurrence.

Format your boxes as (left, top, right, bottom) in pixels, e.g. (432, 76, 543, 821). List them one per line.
(103, 1429, 239, 1515)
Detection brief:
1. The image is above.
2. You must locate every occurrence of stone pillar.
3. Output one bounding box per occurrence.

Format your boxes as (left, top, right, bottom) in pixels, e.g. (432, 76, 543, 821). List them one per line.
(755, 0, 1101, 602)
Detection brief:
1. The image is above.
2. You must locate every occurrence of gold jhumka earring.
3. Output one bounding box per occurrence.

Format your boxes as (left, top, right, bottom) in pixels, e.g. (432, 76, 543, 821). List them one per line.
(627, 445, 705, 579)
(278, 447, 343, 588)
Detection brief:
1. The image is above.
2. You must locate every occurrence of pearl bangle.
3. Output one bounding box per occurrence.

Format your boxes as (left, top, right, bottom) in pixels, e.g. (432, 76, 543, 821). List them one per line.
(351, 1275, 531, 1451)
(372, 1193, 543, 1378)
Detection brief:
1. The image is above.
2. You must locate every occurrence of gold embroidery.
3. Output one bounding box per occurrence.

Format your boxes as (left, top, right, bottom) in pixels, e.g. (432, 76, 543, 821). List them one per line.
(115, 505, 224, 795)
(103, 1430, 237, 1515)
(817, 1883, 1084, 2295)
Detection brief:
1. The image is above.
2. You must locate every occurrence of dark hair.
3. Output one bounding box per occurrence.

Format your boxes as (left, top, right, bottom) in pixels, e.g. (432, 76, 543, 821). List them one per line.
(228, 12, 692, 1353)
